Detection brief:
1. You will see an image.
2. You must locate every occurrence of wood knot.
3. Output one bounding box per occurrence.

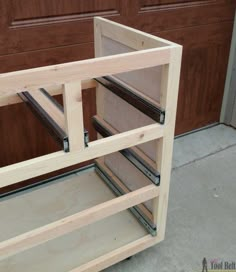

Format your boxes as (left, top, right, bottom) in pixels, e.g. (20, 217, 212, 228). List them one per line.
(140, 133, 145, 139)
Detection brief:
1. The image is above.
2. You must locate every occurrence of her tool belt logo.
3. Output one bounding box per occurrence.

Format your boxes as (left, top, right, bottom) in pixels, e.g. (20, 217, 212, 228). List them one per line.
(201, 258, 236, 272)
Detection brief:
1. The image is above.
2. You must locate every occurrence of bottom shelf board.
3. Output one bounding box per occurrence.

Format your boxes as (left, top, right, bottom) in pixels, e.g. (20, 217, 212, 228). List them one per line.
(0, 166, 148, 272)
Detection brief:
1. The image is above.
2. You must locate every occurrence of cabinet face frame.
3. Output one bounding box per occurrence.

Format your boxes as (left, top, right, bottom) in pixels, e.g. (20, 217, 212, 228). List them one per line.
(0, 17, 182, 272)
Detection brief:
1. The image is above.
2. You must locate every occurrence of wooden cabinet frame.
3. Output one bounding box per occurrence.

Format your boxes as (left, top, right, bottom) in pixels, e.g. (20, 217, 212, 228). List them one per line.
(0, 17, 182, 271)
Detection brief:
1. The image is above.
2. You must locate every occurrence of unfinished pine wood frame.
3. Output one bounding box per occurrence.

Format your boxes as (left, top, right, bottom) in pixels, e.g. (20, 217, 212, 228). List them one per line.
(0, 17, 182, 271)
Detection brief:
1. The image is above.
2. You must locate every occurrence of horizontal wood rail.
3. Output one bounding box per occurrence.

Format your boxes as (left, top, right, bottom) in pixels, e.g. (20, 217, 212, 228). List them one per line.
(0, 185, 159, 260)
(0, 47, 170, 96)
(0, 79, 97, 107)
(95, 158, 154, 223)
(93, 116, 160, 184)
(0, 122, 164, 187)
(69, 235, 161, 272)
(94, 116, 157, 170)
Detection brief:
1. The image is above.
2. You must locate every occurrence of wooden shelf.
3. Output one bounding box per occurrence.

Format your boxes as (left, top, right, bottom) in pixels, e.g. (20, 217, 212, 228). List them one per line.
(0, 167, 148, 272)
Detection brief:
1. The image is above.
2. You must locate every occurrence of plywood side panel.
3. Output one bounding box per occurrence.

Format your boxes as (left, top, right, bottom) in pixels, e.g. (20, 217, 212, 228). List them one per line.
(101, 85, 157, 161)
(101, 36, 162, 103)
(104, 152, 153, 212)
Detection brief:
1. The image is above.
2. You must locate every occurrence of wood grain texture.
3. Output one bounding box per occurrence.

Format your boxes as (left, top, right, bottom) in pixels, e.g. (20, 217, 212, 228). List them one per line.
(0, 121, 164, 186)
(70, 235, 158, 272)
(139, 0, 216, 11)
(101, 84, 157, 161)
(157, 22, 233, 134)
(12, 0, 120, 26)
(96, 158, 154, 221)
(104, 152, 154, 211)
(27, 89, 65, 131)
(0, 171, 151, 271)
(0, 42, 96, 182)
(0, 0, 235, 191)
(0, 184, 159, 260)
(63, 81, 84, 151)
(0, 48, 170, 94)
(155, 46, 182, 239)
(0, 18, 181, 270)
(0, 80, 96, 107)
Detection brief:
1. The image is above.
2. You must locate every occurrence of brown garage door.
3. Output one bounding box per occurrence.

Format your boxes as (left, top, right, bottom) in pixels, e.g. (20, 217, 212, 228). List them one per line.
(0, 0, 235, 188)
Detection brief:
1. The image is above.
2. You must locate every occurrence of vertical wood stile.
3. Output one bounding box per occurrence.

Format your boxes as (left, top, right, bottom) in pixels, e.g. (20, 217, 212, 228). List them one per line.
(94, 17, 105, 119)
(94, 17, 105, 163)
(153, 46, 182, 240)
(63, 81, 84, 152)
